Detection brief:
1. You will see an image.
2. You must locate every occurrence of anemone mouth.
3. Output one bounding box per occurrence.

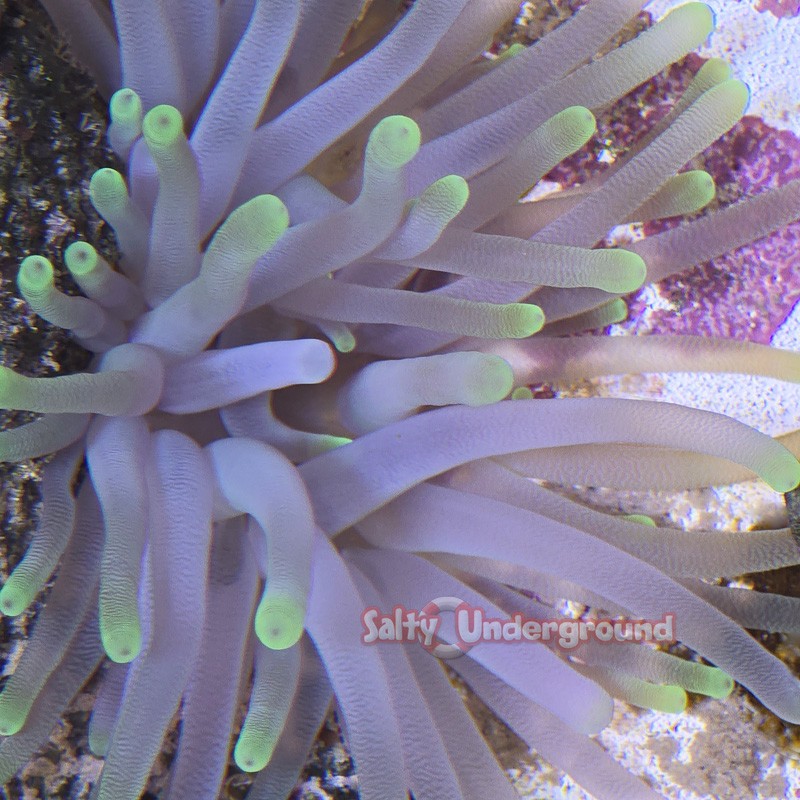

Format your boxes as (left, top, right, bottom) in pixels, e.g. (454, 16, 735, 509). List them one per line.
(1, 1, 800, 799)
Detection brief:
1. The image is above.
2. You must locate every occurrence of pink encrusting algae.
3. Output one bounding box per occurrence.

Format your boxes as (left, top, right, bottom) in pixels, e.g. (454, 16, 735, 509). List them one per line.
(755, 0, 800, 20)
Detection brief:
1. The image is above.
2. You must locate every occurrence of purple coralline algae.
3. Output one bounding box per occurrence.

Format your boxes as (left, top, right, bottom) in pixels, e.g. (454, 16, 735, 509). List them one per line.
(627, 114, 800, 343)
(548, 48, 800, 343)
(755, 0, 800, 20)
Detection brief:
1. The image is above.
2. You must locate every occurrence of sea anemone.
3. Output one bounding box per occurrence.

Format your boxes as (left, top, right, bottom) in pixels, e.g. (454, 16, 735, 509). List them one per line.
(1, 1, 800, 798)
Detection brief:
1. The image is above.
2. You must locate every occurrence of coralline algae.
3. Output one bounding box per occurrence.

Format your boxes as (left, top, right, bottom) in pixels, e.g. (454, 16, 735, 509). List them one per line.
(623, 114, 800, 344)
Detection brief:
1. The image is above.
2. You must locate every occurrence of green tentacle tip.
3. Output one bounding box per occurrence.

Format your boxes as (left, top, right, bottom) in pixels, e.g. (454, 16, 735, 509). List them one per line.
(606, 298, 628, 324)
(235, 194, 290, 250)
(90, 168, 128, 209)
(254, 594, 304, 650)
(425, 174, 470, 215)
(18, 256, 54, 295)
(109, 88, 142, 125)
(551, 106, 596, 148)
(704, 669, 734, 699)
(65, 242, 99, 276)
(695, 57, 731, 85)
(607, 251, 647, 294)
(320, 320, 355, 353)
(368, 115, 421, 169)
(496, 43, 524, 62)
(694, 170, 716, 200)
(658, 686, 688, 714)
(511, 387, 534, 400)
(89, 729, 110, 757)
(504, 303, 545, 338)
(675, 170, 716, 213)
(142, 104, 184, 149)
(101, 618, 142, 664)
(234, 729, 274, 773)
(335, 338, 356, 354)
(0, 577, 35, 616)
(322, 435, 353, 452)
(0, 693, 29, 736)
(472, 355, 514, 404)
(715, 78, 750, 117)
(766, 453, 800, 493)
(624, 514, 657, 527)
(669, 2, 714, 36)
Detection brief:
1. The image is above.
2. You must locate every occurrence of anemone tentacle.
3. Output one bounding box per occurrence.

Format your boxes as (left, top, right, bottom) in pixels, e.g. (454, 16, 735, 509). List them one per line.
(3, 2, 800, 799)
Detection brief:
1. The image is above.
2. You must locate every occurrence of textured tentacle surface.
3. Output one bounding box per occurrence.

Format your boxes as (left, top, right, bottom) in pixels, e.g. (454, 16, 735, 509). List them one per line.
(5, 2, 800, 799)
